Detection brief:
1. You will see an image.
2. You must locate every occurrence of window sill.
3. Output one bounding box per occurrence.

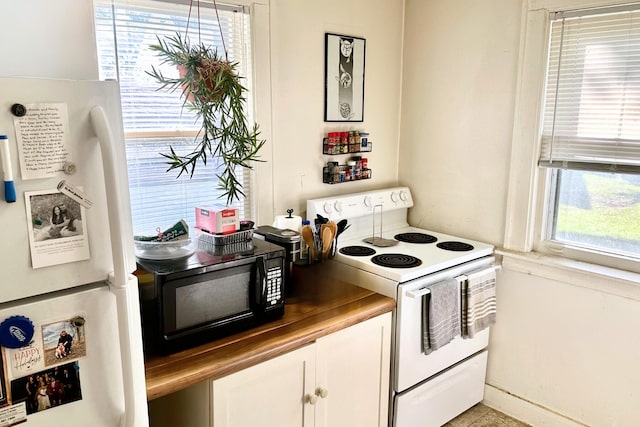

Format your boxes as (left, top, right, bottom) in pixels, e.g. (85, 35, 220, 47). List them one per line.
(496, 248, 640, 301)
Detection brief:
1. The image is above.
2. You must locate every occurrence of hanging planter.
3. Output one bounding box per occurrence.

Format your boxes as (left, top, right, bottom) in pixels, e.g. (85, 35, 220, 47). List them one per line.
(170, 40, 236, 104)
(146, 1, 265, 206)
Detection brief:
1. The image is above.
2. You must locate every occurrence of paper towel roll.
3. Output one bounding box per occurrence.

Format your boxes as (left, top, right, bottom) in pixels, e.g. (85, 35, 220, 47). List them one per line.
(273, 215, 302, 232)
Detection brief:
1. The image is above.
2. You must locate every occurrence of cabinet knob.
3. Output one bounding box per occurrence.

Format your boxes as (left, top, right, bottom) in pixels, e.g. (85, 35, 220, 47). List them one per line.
(305, 394, 318, 405)
(315, 387, 329, 399)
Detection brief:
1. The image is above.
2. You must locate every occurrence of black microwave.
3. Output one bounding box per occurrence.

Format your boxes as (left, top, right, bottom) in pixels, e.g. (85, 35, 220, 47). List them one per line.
(135, 239, 286, 356)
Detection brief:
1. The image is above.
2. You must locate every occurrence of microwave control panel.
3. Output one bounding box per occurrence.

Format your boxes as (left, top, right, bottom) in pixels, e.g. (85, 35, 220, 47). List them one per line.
(265, 264, 283, 307)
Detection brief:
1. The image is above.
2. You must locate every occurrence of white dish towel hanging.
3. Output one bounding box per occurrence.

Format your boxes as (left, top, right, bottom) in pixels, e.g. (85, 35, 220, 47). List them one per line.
(461, 266, 498, 338)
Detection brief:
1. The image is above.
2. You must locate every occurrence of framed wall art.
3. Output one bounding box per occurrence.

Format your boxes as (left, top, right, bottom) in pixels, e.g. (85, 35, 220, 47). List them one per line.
(324, 33, 366, 122)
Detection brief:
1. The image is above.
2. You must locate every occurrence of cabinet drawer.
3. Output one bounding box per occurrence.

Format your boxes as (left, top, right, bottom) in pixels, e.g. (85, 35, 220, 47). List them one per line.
(393, 350, 488, 427)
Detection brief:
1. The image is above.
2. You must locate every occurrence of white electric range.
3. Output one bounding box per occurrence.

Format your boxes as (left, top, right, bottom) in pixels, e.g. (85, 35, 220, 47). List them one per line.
(307, 187, 498, 427)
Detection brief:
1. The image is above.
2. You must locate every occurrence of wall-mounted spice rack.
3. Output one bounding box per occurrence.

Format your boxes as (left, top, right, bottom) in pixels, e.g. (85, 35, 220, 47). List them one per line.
(323, 157, 371, 184)
(322, 131, 373, 184)
(323, 131, 372, 155)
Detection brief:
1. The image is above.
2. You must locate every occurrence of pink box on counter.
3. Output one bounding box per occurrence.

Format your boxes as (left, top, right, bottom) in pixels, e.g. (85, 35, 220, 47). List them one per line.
(195, 207, 239, 235)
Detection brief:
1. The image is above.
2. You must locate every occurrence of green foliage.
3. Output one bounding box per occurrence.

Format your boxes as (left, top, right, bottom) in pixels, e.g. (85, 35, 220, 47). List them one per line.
(147, 32, 265, 206)
(557, 174, 640, 240)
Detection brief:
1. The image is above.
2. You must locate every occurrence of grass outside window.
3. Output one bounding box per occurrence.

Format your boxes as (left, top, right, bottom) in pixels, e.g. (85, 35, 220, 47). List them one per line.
(554, 170, 640, 257)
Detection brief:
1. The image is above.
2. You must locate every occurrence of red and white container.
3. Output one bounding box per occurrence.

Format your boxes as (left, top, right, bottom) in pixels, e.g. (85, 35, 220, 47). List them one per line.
(195, 207, 239, 235)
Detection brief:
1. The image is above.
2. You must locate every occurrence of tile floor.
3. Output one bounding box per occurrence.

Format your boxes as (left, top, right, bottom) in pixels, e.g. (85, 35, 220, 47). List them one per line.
(444, 403, 530, 427)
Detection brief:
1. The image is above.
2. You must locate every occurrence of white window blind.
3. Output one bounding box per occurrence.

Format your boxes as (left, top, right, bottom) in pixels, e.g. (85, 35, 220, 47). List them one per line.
(94, 0, 255, 234)
(539, 5, 640, 173)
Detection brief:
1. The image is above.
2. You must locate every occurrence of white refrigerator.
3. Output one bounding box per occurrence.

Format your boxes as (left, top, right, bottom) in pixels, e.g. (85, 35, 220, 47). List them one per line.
(0, 77, 148, 426)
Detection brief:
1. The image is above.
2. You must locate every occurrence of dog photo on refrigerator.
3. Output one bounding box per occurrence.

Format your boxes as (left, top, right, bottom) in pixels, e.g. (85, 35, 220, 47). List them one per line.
(41, 315, 87, 367)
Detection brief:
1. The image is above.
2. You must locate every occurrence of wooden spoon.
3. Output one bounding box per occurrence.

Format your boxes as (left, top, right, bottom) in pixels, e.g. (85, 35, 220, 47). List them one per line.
(326, 221, 338, 257)
(321, 225, 334, 259)
(301, 224, 317, 261)
(326, 220, 338, 239)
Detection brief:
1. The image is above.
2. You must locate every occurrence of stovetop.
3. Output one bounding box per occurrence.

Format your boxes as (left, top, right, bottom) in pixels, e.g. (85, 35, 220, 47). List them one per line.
(333, 225, 493, 283)
(306, 187, 495, 284)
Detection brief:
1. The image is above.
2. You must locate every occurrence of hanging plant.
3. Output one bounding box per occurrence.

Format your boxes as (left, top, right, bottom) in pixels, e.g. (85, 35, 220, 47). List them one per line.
(146, 2, 265, 206)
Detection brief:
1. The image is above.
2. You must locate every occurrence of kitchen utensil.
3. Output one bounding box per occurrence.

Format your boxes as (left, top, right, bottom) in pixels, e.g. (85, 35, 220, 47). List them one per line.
(316, 214, 329, 224)
(301, 224, 317, 261)
(321, 225, 334, 259)
(330, 219, 350, 257)
(325, 220, 338, 257)
(363, 204, 398, 247)
(336, 219, 348, 236)
(327, 220, 338, 240)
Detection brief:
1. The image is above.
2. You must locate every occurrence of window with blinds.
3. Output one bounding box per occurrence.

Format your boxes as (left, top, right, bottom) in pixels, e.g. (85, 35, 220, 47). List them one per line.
(539, 4, 640, 260)
(540, 5, 640, 172)
(94, 0, 254, 234)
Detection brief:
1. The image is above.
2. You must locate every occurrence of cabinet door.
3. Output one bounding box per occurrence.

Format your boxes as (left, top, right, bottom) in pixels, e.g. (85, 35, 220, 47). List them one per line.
(314, 313, 392, 427)
(212, 343, 316, 427)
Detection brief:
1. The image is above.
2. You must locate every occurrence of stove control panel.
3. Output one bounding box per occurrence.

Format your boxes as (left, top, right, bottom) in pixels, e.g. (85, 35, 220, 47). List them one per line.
(306, 186, 414, 221)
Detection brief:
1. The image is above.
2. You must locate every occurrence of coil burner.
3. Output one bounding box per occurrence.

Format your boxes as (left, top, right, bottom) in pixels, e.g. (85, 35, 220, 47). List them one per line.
(339, 246, 377, 257)
(394, 232, 438, 244)
(371, 254, 422, 269)
(436, 241, 474, 252)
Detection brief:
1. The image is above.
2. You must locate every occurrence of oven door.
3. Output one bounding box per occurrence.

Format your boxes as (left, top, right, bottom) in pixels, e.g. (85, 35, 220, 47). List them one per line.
(393, 256, 495, 393)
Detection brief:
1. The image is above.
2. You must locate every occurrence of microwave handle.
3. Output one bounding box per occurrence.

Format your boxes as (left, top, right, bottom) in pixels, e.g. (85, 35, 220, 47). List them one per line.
(256, 256, 267, 306)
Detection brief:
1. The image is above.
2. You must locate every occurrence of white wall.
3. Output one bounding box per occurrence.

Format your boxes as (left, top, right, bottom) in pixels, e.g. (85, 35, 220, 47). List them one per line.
(269, 0, 404, 219)
(486, 267, 640, 426)
(0, 1, 98, 80)
(399, 0, 519, 245)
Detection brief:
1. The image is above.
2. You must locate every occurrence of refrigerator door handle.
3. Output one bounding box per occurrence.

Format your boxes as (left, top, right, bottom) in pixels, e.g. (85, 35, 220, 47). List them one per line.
(91, 106, 149, 427)
(110, 273, 150, 427)
(90, 105, 131, 286)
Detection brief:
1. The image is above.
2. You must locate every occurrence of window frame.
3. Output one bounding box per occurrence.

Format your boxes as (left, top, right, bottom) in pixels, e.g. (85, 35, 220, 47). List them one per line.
(92, 0, 274, 228)
(504, 0, 640, 273)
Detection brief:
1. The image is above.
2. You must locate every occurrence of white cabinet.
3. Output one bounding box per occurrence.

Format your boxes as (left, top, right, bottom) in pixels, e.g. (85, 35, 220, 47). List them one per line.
(212, 343, 316, 426)
(213, 312, 391, 427)
(313, 313, 391, 427)
(149, 313, 391, 427)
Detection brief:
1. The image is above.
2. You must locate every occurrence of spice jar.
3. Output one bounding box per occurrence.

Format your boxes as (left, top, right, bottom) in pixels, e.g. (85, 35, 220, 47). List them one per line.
(352, 157, 362, 179)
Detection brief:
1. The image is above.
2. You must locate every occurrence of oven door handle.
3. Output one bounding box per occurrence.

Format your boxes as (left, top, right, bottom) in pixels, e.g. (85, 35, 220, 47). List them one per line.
(406, 287, 431, 299)
(406, 273, 470, 299)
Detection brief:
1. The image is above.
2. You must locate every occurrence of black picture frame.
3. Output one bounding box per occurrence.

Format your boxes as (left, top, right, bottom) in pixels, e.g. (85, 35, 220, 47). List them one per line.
(324, 33, 366, 122)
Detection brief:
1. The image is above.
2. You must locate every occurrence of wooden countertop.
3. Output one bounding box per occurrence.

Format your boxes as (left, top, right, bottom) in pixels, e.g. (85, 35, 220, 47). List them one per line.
(144, 264, 395, 401)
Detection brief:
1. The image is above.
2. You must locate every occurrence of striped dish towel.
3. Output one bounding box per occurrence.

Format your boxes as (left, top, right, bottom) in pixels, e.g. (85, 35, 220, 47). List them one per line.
(422, 278, 461, 354)
(461, 266, 497, 338)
